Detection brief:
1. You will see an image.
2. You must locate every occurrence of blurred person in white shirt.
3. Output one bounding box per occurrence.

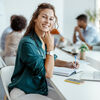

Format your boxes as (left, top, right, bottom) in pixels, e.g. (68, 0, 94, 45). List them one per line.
(73, 14, 100, 50)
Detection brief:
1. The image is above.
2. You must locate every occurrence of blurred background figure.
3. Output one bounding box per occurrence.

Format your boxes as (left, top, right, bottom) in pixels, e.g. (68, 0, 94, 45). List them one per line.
(3, 15, 27, 66)
(73, 14, 100, 50)
(0, 15, 17, 51)
(88, 42, 100, 51)
(51, 28, 67, 48)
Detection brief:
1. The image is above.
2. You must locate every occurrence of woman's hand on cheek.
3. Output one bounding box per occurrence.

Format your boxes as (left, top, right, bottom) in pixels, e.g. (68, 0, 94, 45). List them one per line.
(42, 31, 54, 51)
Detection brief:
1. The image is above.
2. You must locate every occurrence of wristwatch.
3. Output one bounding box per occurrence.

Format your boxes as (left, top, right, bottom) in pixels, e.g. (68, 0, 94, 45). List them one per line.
(47, 50, 55, 56)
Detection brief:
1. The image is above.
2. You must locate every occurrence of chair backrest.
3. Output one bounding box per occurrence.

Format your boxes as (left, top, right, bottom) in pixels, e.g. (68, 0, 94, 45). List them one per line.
(0, 56, 6, 68)
(1, 66, 15, 100)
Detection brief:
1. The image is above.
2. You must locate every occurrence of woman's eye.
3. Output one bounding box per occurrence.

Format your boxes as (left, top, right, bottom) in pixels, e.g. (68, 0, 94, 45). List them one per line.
(50, 18, 54, 21)
(42, 16, 46, 18)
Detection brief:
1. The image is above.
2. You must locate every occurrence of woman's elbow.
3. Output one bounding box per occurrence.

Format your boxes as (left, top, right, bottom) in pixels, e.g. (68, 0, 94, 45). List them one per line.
(46, 73, 53, 78)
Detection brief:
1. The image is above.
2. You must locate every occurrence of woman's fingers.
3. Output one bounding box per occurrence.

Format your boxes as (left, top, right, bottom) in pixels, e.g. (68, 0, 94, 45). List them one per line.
(73, 61, 79, 68)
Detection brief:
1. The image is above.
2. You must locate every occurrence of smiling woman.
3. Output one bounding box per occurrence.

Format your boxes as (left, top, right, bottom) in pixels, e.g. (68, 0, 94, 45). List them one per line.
(34, 9, 55, 33)
(8, 3, 63, 100)
(7, 3, 78, 100)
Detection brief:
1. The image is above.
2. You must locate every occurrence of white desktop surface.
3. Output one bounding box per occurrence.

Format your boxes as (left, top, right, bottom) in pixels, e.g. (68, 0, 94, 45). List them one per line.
(62, 46, 100, 62)
(51, 75, 100, 100)
(86, 51, 100, 62)
(50, 48, 100, 100)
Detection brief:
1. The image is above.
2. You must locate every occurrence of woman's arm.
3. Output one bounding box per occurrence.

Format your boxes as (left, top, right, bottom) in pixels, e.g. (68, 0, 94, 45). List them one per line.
(55, 59, 79, 69)
(73, 31, 77, 43)
(55, 59, 68, 67)
(42, 32, 54, 78)
(45, 54, 54, 78)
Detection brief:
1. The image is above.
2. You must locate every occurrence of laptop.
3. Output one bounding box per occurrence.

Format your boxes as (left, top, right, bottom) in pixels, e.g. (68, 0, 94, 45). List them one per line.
(80, 71, 100, 82)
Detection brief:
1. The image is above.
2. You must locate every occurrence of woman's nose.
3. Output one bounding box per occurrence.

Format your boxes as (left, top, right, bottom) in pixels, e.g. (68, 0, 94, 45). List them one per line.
(45, 18, 50, 23)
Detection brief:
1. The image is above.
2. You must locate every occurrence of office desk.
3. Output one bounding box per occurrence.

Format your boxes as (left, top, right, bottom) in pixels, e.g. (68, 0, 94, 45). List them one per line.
(61, 46, 100, 71)
(86, 51, 100, 62)
(50, 48, 100, 100)
(62, 46, 100, 62)
(51, 75, 100, 100)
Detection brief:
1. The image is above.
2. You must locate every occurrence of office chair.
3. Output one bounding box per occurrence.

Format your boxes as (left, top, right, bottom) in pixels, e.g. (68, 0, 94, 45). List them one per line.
(0, 66, 52, 100)
(1, 66, 14, 100)
(0, 56, 6, 69)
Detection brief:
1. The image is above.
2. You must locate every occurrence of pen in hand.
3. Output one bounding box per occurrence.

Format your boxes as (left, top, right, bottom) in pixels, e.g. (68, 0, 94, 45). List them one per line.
(74, 55, 77, 71)
(75, 55, 77, 66)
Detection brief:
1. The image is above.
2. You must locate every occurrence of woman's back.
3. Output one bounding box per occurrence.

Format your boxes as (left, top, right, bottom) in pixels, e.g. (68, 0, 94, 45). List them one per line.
(4, 31, 23, 56)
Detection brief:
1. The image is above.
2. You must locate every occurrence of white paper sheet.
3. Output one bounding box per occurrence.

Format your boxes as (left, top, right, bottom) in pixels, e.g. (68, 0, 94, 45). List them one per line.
(53, 66, 81, 77)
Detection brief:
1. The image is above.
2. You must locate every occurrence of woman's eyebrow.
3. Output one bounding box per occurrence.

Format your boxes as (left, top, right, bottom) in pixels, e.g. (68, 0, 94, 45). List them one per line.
(41, 13, 54, 18)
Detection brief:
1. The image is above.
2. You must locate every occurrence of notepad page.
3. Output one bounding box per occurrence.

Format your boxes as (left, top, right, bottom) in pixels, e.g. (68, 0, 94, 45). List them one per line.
(53, 67, 81, 77)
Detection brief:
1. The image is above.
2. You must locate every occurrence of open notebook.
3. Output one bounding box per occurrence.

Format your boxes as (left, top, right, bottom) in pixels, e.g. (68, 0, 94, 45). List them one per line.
(53, 67, 82, 77)
(79, 71, 100, 82)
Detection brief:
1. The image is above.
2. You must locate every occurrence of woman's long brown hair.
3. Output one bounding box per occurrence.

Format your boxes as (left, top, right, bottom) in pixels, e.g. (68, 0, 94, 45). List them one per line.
(24, 3, 58, 36)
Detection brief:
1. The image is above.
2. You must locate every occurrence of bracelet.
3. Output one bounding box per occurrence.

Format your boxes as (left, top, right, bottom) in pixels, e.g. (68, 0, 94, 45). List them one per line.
(47, 50, 55, 56)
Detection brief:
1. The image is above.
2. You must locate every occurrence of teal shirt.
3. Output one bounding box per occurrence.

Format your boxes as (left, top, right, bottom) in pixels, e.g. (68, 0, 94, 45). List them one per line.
(8, 31, 48, 95)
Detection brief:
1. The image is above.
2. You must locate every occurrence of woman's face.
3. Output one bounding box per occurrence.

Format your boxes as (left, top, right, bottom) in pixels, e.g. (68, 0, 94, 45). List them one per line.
(35, 9, 55, 33)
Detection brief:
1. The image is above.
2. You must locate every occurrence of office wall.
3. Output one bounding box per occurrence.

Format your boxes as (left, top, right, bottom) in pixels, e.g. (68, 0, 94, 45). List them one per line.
(63, 0, 95, 42)
(96, 0, 100, 31)
(1, 0, 63, 35)
(0, 0, 97, 42)
(0, 0, 6, 39)
(96, 0, 100, 13)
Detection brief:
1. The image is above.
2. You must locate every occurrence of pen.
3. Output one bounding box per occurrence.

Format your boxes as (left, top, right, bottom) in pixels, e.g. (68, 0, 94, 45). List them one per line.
(74, 55, 77, 71)
(75, 55, 77, 66)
